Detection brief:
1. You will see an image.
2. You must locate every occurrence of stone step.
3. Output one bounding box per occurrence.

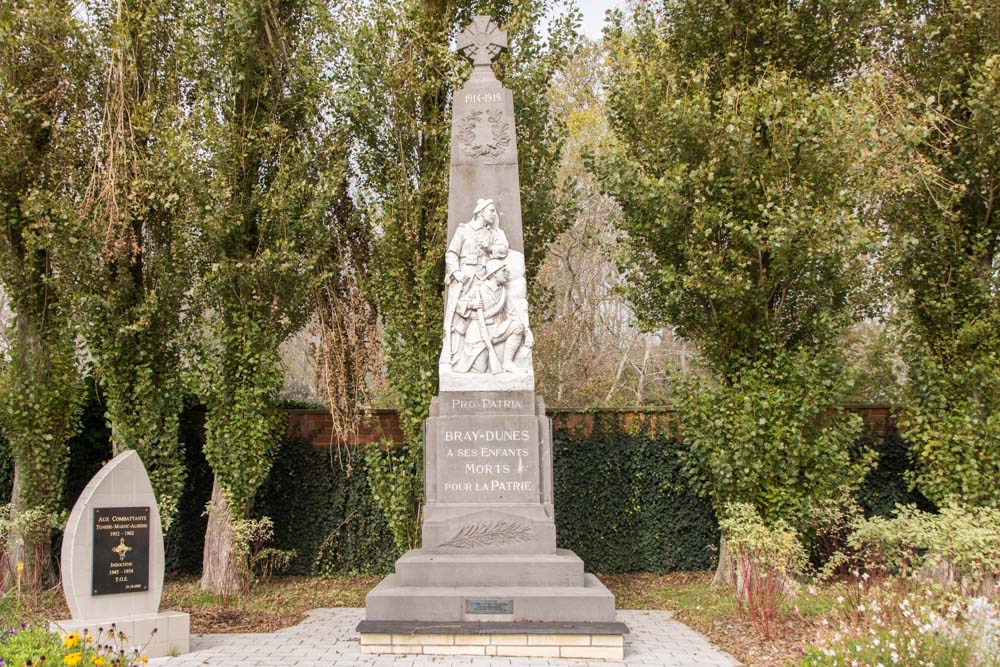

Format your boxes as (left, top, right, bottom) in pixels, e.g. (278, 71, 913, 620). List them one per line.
(364, 572, 616, 623)
(395, 548, 584, 587)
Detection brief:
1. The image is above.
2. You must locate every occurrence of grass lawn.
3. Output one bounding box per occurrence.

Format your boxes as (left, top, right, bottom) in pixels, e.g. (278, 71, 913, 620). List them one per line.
(603, 571, 839, 666)
(1, 571, 836, 666)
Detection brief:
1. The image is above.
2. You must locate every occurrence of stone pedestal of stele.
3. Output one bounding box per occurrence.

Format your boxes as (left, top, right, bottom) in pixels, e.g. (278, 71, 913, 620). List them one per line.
(51, 450, 190, 659)
(359, 15, 625, 661)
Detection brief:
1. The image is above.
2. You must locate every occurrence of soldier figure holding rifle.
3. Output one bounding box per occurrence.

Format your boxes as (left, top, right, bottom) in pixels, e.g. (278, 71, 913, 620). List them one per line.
(444, 199, 510, 366)
(450, 259, 529, 374)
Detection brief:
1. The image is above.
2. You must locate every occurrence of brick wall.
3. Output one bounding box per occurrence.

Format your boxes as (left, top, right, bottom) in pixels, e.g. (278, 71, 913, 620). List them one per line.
(285, 409, 405, 447)
(284, 405, 898, 448)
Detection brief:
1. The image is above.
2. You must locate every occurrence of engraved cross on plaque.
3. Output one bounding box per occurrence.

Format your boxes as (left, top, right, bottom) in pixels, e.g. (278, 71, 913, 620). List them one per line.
(457, 15, 507, 67)
(113, 537, 132, 561)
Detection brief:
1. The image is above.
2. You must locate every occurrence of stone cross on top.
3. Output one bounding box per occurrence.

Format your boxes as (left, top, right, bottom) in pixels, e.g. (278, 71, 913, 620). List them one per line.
(457, 15, 507, 68)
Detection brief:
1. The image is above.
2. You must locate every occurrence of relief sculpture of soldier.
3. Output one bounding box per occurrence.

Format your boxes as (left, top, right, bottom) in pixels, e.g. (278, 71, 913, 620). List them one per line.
(450, 259, 532, 374)
(444, 199, 532, 373)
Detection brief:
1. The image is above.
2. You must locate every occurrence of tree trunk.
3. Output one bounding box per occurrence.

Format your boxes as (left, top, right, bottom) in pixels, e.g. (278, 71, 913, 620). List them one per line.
(5, 462, 53, 592)
(110, 423, 125, 457)
(200, 477, 239, 596)
(712, 533, 734, 587)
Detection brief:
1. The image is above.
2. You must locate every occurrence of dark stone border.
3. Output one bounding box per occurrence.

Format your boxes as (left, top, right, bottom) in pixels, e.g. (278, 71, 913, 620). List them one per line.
(356, 620, 629, 635)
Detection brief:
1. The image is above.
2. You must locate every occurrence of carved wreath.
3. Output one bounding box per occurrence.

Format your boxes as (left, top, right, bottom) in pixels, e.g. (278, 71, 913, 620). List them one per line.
(458, 109, 511, 158)
(439, 520, 534, 549)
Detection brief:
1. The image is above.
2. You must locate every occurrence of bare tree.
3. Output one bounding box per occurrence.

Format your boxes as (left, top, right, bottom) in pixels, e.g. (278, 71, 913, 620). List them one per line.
(533, 40, 696, 407)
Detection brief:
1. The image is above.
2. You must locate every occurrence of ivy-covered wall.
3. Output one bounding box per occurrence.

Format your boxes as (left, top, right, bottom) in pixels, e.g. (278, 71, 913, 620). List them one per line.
(553, 415, 720, 572)
(252, 437, 398, 576)
(0, 393, 927, 576)
(855, 433, 935, 517)
(160, 410, 724, 575)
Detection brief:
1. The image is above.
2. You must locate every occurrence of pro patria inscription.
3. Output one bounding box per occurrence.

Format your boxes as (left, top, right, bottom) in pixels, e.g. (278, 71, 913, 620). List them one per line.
(92, 507, 150, 595)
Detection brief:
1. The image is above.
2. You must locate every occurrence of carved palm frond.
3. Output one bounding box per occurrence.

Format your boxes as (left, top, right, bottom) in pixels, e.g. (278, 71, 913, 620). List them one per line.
(440, 520, 534, 549)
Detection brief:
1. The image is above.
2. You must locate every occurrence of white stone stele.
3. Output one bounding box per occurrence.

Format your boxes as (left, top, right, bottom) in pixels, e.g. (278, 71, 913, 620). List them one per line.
(50, 612, 189, 660)
(51, 450, 190, 659)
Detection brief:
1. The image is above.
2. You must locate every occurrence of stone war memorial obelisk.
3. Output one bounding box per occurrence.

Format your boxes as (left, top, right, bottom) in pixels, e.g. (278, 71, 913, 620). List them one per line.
(358, 16, 627, 660)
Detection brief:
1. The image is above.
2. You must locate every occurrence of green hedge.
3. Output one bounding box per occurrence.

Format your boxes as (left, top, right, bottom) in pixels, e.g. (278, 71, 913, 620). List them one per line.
(856, 432, 935, 517)
(161, 420, 399, 576)
(252, 437, 397, 575)
(154, 418, 942, 576)
(61, 381, 113, 514)
(163, 405, 214, 573)
(553, 414, 720, 572)
(0, 392, 931, 577)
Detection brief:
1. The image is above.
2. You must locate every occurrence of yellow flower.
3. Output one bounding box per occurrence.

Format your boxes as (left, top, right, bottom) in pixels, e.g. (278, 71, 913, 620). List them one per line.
(62, 632, 80, 648)
(85, 631, 93, 642)
(138, 658, 148, 664)
(16, 561, 24, 573)
(90, 657, 107, 665)
(63, 652, 83, 666)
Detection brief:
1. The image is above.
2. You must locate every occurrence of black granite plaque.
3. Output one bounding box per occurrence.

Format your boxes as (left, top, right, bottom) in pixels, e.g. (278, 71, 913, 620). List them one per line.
(465, 599, 513, 614)
(92, 507, 150, 595)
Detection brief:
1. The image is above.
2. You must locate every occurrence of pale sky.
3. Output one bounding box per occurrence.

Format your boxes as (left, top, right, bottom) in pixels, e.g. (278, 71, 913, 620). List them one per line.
(578, 0, 627, 40)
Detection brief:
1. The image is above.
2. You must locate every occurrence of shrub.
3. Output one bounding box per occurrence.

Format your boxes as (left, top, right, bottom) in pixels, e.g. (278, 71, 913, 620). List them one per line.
(218, 516, 295, 611)
(803, 492, 865, 580)
(0, 624, 64, 666)
(720, 503, 807, 639)
(849, 503, 1000, 594)
(674, 351, 872, 530)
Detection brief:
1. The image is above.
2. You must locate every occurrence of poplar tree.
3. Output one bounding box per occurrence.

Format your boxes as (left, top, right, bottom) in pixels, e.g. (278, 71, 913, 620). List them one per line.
(338, 0, 578, 553)
(190, 0, 347, 594)
(881, 0, 1000, 506)
(78, 0, 201, 533)
(600, 0, 884, 552)
(0, 0, 92, 587)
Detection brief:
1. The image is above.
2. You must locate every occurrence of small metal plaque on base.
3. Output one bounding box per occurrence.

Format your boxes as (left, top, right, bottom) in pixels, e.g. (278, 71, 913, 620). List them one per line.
(92, 507, 150, 595)
(466, 599, 513, 614)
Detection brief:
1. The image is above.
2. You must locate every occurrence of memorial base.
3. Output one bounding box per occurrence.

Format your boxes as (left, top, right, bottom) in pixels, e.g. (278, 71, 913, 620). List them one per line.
(51, 610, 190, 659)
(365, 569, 616, 623)
(358, 620, 627, 660)
(361, 388, 624, 644)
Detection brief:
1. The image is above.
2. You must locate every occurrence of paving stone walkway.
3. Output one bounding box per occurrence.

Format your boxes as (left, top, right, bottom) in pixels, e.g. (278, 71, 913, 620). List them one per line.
(149, 609, 739, 667)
